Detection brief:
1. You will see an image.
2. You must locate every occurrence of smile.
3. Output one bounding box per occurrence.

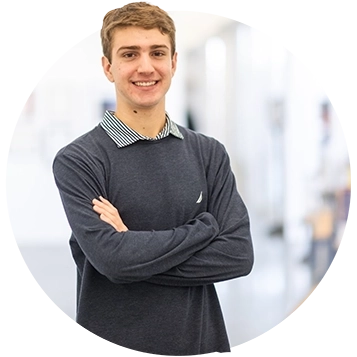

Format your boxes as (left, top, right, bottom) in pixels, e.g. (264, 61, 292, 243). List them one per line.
(133, 81, 158, 87)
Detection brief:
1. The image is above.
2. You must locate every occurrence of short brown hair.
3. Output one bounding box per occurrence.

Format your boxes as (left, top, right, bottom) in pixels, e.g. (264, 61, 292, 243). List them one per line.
(101, 2, 176, 63)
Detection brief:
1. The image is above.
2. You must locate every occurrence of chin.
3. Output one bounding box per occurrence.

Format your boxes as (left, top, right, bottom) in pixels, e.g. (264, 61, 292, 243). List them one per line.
(134, 98, 164, 110)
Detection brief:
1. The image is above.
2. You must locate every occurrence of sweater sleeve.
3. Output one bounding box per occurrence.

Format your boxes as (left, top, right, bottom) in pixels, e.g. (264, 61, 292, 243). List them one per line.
(147, 142, 254, 287)
(53, 148, 219, 284)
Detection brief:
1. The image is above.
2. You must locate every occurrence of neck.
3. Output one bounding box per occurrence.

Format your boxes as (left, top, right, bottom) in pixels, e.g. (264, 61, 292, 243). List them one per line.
(115, 105, 166, 138)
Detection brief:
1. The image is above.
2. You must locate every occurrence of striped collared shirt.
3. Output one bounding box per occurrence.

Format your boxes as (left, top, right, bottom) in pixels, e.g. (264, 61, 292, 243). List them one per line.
(100, 110, 184, 148)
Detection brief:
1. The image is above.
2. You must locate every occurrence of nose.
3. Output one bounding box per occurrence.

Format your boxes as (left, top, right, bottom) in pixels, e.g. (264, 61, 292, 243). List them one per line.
(137, 54, 154, 74)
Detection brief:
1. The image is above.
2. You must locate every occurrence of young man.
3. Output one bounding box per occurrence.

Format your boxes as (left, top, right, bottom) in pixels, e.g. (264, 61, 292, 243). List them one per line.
(53, 2, 254, 355)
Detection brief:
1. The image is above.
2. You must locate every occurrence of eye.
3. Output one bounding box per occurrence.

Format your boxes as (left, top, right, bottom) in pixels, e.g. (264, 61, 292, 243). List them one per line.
(123, 52, 137, 59)
(152, 51, 165, 58)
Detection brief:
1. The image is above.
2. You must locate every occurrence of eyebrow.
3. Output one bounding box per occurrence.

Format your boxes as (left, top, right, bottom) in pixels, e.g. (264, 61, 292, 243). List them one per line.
(116, 44, 170, 53)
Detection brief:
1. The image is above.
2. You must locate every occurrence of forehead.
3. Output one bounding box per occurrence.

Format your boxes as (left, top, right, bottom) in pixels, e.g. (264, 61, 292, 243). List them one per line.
(112, 26, 171, 52)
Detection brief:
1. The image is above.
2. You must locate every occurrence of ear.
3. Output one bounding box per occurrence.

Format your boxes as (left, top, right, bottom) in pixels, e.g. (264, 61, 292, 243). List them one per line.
(102, 56, 114, 82)
(171, 52, 178, 77)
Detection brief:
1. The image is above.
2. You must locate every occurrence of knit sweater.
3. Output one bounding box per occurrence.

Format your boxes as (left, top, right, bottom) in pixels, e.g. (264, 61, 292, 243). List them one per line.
(52, 122, 254, 355)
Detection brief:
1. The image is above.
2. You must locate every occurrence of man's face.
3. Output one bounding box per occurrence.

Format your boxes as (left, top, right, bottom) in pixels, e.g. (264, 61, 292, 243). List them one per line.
(102, 26, 177, 112)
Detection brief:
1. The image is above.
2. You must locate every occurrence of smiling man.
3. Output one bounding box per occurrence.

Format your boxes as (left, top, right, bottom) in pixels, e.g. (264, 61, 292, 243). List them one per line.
(52, 2, 254, 355)
(101, 25, 177, 137)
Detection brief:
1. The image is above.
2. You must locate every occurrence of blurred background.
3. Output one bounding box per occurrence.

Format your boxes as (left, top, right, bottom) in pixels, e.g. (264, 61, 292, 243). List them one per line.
(6, 11, 350, 348)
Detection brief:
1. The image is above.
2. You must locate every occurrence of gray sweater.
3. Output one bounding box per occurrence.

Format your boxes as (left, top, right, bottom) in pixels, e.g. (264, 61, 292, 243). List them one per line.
(52, 123, 253, 355)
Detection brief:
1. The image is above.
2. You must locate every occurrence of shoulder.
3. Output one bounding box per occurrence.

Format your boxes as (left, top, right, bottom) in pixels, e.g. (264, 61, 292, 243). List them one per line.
(177, 125, 228, 157)
(53, 125, 111, 174)
(178, 125, 220, 144)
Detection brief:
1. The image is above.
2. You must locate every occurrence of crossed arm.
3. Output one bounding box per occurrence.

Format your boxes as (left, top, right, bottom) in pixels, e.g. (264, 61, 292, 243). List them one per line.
(54, 144, 253, 287)
(92, 196, 128, 232)
(91, 186, 253, 287)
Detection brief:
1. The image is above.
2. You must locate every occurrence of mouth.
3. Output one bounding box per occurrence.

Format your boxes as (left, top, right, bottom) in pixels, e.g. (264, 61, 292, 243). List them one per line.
(133, 81, 158, 87)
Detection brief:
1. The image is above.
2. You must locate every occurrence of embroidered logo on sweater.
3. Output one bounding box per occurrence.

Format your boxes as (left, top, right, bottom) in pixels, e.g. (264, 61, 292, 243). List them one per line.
(196, 191, 203, 203)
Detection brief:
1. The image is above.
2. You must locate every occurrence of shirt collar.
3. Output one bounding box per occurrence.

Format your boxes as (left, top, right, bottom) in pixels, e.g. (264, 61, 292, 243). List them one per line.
(100, 110, 184, 148)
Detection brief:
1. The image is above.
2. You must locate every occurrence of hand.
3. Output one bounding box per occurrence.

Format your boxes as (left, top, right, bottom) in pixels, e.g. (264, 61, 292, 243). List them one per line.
(92, 196, 128, 232)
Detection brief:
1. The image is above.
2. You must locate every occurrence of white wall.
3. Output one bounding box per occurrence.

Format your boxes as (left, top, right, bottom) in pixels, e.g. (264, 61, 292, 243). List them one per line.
(284, 54, 322, 246)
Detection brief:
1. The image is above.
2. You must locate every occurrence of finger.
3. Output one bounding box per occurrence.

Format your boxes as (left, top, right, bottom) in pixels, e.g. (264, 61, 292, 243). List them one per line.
(93, 198, 116, 214)
(92, 198, 105, 208)
(95, 197, 118, 213)
(95, 207, 128, 232)
(99, 213, 119, 230)
(93, 202, 123, 225)
(92, 197, 110, 205)
(93, 204, 117, 220)
(92, 198, 108, 207)
(99, 196, 113, 207)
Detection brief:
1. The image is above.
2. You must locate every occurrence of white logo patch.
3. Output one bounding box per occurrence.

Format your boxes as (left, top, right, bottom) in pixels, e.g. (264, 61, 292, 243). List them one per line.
(196, 191, 203, 203)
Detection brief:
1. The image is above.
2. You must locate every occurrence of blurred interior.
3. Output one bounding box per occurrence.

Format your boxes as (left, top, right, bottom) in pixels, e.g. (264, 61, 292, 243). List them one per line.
(6, 11, 350, 348)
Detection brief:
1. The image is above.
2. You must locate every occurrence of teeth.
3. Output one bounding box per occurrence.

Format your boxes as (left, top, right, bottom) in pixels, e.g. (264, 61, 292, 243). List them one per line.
(134, 81, 156, 87)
